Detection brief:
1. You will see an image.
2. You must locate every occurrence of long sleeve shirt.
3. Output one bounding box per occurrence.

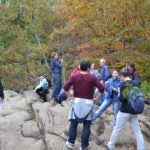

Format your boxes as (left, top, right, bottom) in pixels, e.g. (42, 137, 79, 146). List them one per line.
(63, 73, 104, 99)
(100, 65, 111, 82)
(35, 77, 48, 90)
(106, 77, 122, 102)
(50, 58, 63, 74)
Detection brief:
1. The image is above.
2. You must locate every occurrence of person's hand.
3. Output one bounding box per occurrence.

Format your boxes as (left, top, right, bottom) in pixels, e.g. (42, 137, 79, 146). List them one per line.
(59, 58, 63, 63)
(104, 81, 108, 87)
(113, 88, 117, 92)
(92, 97, 99, 103)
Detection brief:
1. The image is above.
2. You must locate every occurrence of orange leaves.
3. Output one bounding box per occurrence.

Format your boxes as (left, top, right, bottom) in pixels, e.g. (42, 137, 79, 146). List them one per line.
(79, 49, 89, 58)
(113, 41, 124, 51)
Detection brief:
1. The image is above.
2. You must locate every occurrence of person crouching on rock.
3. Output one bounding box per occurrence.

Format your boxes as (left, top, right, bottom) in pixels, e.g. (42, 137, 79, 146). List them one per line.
(34, 74, 49, 102)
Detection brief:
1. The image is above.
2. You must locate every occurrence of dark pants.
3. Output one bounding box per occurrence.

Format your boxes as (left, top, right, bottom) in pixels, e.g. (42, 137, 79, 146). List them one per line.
(68, 119, 91, 149)
(52, 74, 62, 100)
(36, 87, 49, 102)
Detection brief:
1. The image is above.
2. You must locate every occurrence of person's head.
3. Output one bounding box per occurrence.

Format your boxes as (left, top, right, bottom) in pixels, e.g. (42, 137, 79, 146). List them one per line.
(100, 58, 106, 67)
(35, 74, 42, 80)
(126, 61, 136, 74)
(119, 69, 130, 81)
(90, 63, 95, 70)
(80, 60, 91, 72)
(51, 52, 58, 59)
(112, 69, 119, 78)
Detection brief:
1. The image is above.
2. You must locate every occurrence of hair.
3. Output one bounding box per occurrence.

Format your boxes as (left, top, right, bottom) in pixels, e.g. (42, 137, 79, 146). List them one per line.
(51, 52, 58, 58)
(112, 69, 119, 73)
(100, 58, 106, 64)
(120, 69, 130, 77)
(35, 74, 42, 78)
(127, 61, 136, 72)
(80, 61, 91, 71)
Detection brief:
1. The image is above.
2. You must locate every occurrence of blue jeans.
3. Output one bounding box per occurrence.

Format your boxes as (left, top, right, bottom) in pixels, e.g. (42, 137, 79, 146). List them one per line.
(92, 99, 120, 126)
(68, 119, 91, 149)
(52, 74, 62, 100)
(94, 89, 107, 105)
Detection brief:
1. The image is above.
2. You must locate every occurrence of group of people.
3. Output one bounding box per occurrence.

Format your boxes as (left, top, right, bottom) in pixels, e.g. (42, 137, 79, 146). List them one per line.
(0, 50, 147, 150)
(32, 51, 146, 150)
(34, 52, 64, 105)
(62, 58, 145, 150)
(0, 52, 143, 150)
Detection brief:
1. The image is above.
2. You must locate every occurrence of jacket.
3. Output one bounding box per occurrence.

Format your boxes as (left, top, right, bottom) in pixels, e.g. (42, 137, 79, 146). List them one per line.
(50, 58, 63, 74)
(35, 76, 48, 90)
(130, 71, 141, 87)
(100, 65, 111, 82)
(106, 77, 122, 102)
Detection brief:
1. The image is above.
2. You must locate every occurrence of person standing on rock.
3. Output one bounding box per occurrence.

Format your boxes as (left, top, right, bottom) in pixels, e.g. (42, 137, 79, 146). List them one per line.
(95, 58, 111, 105)
(107, 69, 145, 150)
(34, 74, 49, 102)
(63, 60, 104, 150)
(50, 52, 63, 105)
(0, 78, 4, 107)
(92, 69, 122, 126)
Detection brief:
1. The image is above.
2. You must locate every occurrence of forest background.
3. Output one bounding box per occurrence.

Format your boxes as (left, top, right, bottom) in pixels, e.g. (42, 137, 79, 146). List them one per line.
(0, 0, 149, 93)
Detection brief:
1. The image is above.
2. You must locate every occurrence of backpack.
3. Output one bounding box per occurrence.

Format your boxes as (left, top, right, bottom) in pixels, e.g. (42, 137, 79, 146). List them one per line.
(46, 78, 52, 88)
(128, 87, 145, 114)
(57, 91, 67, 103)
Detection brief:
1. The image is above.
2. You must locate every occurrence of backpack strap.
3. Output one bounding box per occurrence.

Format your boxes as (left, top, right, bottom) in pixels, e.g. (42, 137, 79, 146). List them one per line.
(72, 107, 93, 123)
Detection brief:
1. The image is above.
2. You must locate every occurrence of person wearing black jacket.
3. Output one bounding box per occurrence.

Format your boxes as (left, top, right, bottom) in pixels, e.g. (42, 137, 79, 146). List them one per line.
(0, 78, 4, 106)
(107, 69, 145, 150)
(126, 61, 141, 87)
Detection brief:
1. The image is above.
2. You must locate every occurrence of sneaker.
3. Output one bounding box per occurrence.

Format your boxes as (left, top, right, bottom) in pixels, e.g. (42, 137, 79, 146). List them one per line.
(65, 141, 74, 149)
(0, 101, 4, 109)
(80, 144, 90, 150)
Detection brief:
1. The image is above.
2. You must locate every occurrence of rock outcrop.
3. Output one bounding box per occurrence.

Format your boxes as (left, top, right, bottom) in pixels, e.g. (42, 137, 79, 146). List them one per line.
(0, 90, 149, 150)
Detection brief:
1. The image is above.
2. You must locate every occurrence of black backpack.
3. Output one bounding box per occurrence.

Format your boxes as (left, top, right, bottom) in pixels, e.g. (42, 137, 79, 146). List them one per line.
(46, 78, 52, 88)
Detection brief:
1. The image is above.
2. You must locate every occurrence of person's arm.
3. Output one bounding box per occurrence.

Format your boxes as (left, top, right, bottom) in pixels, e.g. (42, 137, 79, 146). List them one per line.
(100, 66, 105, 82)
(103, 66, 111, 82)
(50, 59, 55, 71)
(55, 59, 63, 68)
(63, 76, 74, 100)
(92, 77, 104, 102)
(106, 79, 115, 96)
(119, 82, 127, 102)
(34, 78, 47, 91)
(133, 72, 141, 86)
(0, 80, 4, 100)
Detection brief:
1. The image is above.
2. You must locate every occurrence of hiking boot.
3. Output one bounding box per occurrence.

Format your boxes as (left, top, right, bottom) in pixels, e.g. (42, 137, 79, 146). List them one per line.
(65, 141, 74, 149)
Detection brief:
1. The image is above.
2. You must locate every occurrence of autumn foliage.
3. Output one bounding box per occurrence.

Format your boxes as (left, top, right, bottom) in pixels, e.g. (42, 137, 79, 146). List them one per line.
(0, 0, 149, 91)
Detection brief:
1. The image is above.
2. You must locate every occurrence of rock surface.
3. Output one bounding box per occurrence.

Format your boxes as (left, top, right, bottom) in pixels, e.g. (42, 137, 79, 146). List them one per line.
(0, 90, 149, 150)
